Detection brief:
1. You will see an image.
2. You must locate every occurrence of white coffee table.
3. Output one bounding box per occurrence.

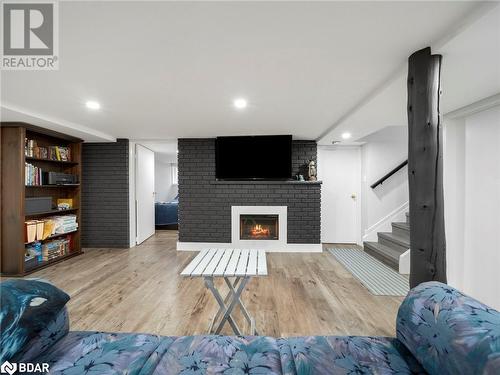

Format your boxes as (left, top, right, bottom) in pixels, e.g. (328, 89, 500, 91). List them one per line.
(181, 248, 267, 335)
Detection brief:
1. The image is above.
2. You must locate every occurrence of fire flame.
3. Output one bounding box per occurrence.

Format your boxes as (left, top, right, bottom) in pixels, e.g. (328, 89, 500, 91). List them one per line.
(250, 224, 270, 236)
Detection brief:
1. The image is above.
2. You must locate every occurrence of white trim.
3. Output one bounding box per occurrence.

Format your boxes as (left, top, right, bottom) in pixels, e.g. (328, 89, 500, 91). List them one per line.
(176, 242, 322, 253)
(1, 101, 116, 142)
(171, 163, 178, 185)
(399, 249, 410, 275)
(128, 141, 137, 247)
(362, 201, 409, 242)
(135, 143, 156, 244)
(445, 93, 500, 119)
(231, 206, 287, 249)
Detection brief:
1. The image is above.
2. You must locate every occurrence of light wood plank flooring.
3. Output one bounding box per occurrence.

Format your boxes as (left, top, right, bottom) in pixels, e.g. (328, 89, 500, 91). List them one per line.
(22, 231, 403, 337)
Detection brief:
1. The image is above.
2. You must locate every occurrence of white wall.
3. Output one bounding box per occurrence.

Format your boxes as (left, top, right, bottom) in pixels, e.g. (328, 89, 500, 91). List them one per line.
(155, 158, 178, 202)
(360, 127, 409, 240)
(445, 105, 500, 309)
(443, 117, 466, 291)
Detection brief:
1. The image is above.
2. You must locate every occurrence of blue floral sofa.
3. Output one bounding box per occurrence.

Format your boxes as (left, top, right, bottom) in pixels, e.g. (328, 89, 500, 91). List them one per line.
(1, 280, 499, 374)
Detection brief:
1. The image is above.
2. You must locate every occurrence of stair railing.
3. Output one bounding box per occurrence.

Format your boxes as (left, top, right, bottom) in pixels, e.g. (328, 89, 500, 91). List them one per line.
(370, 160, 408, 189)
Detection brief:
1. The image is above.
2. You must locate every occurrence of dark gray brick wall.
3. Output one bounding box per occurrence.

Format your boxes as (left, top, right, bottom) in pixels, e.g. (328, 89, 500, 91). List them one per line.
(292, 140, 318, 178)
(178, 139, 320, 244)
(82, 139, 129, 248)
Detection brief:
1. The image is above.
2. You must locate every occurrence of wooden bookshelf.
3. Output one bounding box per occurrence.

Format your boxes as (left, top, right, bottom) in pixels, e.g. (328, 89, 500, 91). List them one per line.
(25, 185, 80, 188)
(1, 123, 83, 276)
(25, 156, 79, 165)
(25, 208, 79, 218)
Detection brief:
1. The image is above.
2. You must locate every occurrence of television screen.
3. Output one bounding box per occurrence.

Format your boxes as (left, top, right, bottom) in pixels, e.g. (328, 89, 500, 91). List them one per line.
(216, 135, 292, 180)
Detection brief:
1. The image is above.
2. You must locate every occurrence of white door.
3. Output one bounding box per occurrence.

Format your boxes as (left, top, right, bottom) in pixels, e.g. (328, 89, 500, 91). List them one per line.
(136, 144, 155, 244)
(318, 147, 361, 243)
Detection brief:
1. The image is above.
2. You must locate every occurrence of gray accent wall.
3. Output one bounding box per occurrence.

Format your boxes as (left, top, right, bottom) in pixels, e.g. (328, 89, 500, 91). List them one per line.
(81, 139, 130, 248)
(178, 138, 321, 244)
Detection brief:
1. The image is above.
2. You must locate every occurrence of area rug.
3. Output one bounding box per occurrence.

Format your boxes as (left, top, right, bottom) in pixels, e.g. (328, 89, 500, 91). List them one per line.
(327, 248, 409, 296)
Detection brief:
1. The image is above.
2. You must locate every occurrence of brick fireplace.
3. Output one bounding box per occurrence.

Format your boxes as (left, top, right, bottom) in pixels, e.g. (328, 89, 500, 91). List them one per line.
(177, 138, 321, 252)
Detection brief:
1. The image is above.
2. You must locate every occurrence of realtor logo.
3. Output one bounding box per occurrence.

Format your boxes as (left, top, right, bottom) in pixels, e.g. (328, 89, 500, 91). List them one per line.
(1, 0, 59, 69)
(0, 361, 17, 375)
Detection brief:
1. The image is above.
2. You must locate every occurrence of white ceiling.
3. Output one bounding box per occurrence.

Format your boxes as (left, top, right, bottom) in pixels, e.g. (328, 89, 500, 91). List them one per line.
(1, 1, 496, 142)
(319, 2, 500, 144)
(358, 126, 407, 143)
(139, 141, 178, 162)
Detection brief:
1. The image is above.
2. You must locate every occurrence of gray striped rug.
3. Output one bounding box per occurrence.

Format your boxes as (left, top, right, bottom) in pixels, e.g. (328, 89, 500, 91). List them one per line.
(328, 248, 409, 296)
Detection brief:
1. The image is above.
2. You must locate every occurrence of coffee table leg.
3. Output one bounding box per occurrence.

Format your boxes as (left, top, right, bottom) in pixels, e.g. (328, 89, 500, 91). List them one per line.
(204, 276, 241, 335)
(223, 277, 253, 326)
(214, 276, 250, 335)
(212, 277, 241, 326)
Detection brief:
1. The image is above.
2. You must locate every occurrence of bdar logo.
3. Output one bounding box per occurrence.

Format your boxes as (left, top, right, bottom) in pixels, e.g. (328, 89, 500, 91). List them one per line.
(0, 361, 17, 375)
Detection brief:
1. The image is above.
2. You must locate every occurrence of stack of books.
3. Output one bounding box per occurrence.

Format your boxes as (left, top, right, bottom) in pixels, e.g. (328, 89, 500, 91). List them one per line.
(41, 237, 71, 261)
(25, 163, 44, 185)
(25, 138, 72, 161)
(53, 215, 78, 234)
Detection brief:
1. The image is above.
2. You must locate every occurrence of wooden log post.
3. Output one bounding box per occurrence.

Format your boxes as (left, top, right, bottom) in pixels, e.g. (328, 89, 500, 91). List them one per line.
(407, 47, 447, 288)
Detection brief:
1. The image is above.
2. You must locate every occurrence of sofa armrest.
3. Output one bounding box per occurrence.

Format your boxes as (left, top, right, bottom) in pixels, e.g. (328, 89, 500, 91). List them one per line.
(396, 281, 500, 375)
(13, 307, 69, 363)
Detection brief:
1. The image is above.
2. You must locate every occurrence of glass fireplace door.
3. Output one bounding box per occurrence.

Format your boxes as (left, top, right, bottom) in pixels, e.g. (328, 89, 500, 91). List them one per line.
(240, 214, 279, 240)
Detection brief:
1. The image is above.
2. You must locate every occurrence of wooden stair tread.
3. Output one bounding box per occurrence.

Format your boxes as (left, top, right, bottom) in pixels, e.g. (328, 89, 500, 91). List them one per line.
(392, 222, 410, 231)
(364, 241, 402, 263)
(378, 232, 410, 248)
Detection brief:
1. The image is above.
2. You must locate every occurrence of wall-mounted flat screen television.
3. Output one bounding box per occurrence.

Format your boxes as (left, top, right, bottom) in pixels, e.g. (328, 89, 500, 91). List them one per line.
(216, 135, 292, 180)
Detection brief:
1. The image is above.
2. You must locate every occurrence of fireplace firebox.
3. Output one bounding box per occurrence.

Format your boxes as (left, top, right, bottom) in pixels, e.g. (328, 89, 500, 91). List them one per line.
(240, 214, 279, 240)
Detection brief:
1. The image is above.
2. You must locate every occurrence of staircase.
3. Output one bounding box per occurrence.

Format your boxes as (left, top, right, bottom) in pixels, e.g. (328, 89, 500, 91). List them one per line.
(364, 212, 410, 271)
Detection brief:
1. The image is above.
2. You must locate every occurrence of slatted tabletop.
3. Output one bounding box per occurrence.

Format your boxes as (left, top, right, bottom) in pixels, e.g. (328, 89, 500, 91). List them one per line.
(181, 249, 267, 277)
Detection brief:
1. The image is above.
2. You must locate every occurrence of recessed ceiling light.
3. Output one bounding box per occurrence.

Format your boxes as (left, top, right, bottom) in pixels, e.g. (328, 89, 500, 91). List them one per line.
(233, 98, 248, 109)
(341, 132, 351, 140)
(85, 101, 100, 110)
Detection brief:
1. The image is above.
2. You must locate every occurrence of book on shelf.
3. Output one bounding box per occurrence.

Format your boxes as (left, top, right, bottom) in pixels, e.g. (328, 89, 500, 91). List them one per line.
(25, 138, 72, 161)
(25, 163, 44, 186)
(25, 215, 78, 243)
(25, 235, 72, 263)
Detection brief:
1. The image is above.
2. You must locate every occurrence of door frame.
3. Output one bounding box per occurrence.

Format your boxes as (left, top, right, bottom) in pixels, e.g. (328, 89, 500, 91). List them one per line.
(134, 143, 156, 245)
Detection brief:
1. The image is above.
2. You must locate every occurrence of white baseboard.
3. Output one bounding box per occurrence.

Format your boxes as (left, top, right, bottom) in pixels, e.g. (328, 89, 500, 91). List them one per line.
(177, 241, 323, 253)
(399, 249, 410, 274)
(363, 201, 409, 242)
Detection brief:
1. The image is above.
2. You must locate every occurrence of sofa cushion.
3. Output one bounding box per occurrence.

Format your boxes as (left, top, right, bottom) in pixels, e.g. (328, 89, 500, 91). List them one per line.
(283, 335, 425, 374)
(397, 281, 500, 375)
(33, 333, 425, 375)
(36, 334, 284, 375)
(35, 331, 176, 375)
(151, 335, 283, 374)
(0, 279, 70, 363)
(13, 308, 70, 363)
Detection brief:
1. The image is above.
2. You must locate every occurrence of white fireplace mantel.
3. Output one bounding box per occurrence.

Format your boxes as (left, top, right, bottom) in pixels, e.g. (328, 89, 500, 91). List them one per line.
(231, 206, 287, 250)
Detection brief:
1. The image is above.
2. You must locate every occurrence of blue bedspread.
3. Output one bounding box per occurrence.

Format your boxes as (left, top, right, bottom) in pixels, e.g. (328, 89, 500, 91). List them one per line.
(155, 197, 178, 225)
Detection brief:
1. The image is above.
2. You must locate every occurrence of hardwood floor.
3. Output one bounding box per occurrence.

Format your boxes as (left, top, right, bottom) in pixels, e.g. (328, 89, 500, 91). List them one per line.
(23, 231, 403, 337)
